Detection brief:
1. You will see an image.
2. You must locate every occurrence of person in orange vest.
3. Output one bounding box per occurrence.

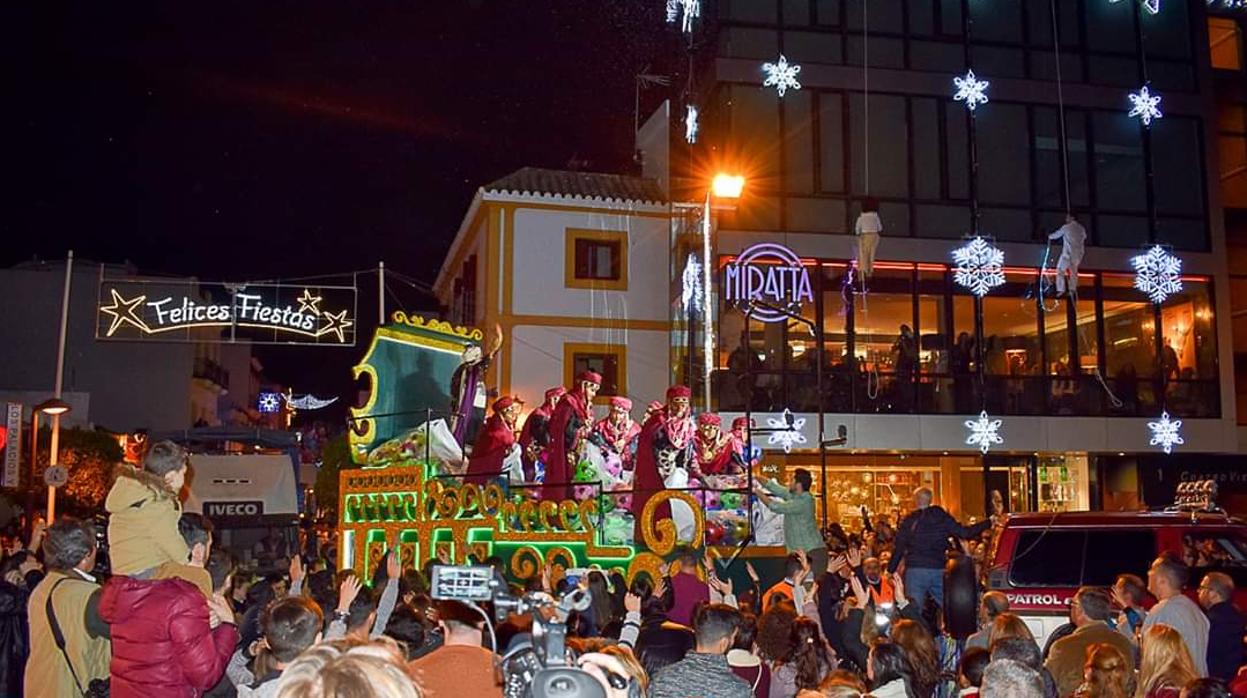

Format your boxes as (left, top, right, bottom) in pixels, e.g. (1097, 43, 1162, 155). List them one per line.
(861, 556, 895, 608)
(761, 553, 806, 612)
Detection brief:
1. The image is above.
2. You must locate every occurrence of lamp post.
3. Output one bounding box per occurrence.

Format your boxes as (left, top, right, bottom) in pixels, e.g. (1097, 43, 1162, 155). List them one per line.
(44, 250, 74, 522)
(32, 398, 70, 522)
(699, 174, 745, 412)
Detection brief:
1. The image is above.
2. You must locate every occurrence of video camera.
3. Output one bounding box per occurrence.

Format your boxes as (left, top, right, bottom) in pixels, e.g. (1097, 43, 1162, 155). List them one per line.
(431, 565, 637, 698)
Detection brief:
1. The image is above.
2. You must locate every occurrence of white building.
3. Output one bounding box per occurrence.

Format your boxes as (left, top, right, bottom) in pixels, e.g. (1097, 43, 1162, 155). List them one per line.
(435, 167, 672, 409)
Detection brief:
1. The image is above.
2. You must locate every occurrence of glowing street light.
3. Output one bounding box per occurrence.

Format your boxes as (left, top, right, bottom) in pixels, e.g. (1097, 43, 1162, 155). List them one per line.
(712, 174, 745, 200)
(35, 398, 71, 416)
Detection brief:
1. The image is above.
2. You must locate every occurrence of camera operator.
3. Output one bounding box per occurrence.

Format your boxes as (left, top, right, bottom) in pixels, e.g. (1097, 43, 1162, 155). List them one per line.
(410, 598, 501, 697)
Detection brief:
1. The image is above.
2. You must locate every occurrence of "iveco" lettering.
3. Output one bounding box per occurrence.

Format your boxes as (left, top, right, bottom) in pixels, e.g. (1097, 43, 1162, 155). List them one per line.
(206, 502, 262, 517)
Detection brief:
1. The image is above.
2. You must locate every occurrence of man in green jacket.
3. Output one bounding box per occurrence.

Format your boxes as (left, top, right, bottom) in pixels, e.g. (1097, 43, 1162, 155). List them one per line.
(754, 469, 827, 575)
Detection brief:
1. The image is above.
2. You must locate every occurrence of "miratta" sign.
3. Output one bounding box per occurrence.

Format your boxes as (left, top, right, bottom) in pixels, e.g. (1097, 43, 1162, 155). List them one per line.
(723, 243, 814, 323)
(96, 279, 356, 346)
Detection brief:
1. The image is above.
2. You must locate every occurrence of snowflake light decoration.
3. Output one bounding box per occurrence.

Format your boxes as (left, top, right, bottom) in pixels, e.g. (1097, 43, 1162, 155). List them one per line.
(1110, 0, 1161, 15)
(666, 0, 700, 34)
(258, 392, 282, 414)
(952, 237, 1006, 297)
(964, 411, 1004, 454)
(685, 104, 699, 144)
(1127, 86, 1163, 127)
(762, 55, 802, 97)
(1131, 245, 1183, 304)
(953, 69, 990, 112)
(681, 253, 703, 314)
(766, 409, 807, 454)
(1147, 411, 1184, 454)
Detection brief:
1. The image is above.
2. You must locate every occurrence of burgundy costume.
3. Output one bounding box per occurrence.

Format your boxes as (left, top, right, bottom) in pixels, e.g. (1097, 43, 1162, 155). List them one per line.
(590, 396, 641, 469)
(692, 413, 735, 476)
(541, 372, 599, 500)
(631, 385, 695, 537)
(465, 396, 522, 486)
(520, 387, 565, 479)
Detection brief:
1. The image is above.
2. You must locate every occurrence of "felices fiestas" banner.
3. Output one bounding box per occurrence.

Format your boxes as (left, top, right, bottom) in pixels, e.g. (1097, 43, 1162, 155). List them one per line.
(96, 278, 357, 346)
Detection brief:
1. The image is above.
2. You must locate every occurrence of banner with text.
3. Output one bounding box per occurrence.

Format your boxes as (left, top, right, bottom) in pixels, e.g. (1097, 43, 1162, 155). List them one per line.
(96, 278, 357, 346)
(3, 404, 22, 488)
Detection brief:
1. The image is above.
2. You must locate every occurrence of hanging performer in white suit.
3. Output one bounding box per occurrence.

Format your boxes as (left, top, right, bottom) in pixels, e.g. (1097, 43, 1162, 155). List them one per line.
(855, 197, 883, 278)
(1048, 214, 1087, 297)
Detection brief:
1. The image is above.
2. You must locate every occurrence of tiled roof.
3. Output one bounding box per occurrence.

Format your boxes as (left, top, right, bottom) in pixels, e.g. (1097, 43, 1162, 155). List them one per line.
(484, 167, 666, 206)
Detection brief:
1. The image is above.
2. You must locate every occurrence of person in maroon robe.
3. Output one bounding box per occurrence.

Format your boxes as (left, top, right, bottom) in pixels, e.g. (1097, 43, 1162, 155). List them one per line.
(465, 396, 524, 486)
(631, 385, 695, 540)
(731, 416, 762, 471)
(519, 386, 565, 480)
(692, 413, 735, 477)
(589, 396, 641, 470)
(540, 371, 600, 500)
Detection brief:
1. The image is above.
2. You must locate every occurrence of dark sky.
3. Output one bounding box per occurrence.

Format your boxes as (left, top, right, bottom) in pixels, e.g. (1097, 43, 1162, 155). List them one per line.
(2, 1, 669, 410)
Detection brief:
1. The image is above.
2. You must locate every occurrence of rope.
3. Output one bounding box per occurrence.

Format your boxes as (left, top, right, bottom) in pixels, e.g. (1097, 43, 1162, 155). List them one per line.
(863, 0, 870, 195)
(1049, 0, 1073, 217)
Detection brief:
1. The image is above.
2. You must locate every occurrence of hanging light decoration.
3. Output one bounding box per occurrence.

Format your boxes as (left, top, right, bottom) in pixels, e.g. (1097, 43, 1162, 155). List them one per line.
(952, 70, 990, 111)
(952, 237, 1006, 297)
(1127, 85, 1164, 127)
(1147, 411, 1184, 454)
(965, 411, 1004, 454)
(1131, 245, 1183, 304)
(762, 55, 802, 97)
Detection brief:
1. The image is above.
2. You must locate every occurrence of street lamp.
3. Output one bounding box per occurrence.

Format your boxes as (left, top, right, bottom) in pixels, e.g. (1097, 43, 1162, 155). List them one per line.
(34, 398, 71, 522)
(701, 173, 745, 412)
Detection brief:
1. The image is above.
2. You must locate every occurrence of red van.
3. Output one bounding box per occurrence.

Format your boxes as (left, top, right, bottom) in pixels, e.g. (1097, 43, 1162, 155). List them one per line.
(985, 509, 1247, 647)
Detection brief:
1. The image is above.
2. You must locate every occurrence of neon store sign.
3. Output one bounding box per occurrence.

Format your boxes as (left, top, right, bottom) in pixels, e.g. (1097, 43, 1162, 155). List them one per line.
(723, 243, 814, 323)
(96, 280, 357, 346)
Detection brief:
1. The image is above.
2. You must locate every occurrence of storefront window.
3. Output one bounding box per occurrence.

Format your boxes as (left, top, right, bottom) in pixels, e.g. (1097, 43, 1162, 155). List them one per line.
(1162, 279, 1218, 416)
(918, 269, 954, 413)
(1102, 273, 1158, 415)
(854, 266, 916, 412)
(981, 271, 1043, 415)
(823, 263, 852, 413)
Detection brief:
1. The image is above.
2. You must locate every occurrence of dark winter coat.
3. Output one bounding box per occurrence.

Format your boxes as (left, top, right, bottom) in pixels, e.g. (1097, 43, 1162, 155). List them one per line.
(887, 505, 992, 573)
(0, 580, 29, 697)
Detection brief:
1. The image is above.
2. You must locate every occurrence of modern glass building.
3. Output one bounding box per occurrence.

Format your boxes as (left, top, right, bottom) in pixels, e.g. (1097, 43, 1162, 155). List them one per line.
(649, 0, 1247, 521)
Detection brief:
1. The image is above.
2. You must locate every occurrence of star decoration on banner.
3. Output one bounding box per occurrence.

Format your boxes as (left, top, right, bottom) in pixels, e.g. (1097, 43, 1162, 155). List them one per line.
(762, 55, 802, 97)
(1131, 245, 1183, 304)
(685, 104, 699, 144)
(317, 309, 354, 342)
(1110, 0, 1161, 15)
(766, 409, 807, 454)
(953, 69, 990, 111)
(952, 237, 1006, 297)
(100, 289, 152, 336)
(1147, 411, 1184, 454)
(1127, 86, 1163, 126)
(965, 411, 1004, 454)
(296, 289, 323, 316)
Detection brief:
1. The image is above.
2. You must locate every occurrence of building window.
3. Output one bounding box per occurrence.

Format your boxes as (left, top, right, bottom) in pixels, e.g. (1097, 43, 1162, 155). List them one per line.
(1210, 17, 1243, 71)
(565, 229, 627, 290)
(564, 343, 626, 400)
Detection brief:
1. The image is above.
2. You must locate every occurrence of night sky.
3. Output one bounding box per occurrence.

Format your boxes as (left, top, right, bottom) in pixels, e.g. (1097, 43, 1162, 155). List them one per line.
(3, 1, 667, 413)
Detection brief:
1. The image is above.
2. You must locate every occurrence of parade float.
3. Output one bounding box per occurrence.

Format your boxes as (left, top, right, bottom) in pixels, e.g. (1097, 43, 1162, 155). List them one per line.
(341, 313, 774, 583)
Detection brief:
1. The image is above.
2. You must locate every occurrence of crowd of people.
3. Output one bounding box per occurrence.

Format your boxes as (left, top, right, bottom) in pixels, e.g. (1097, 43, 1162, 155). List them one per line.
(1, 434, 1247, 697)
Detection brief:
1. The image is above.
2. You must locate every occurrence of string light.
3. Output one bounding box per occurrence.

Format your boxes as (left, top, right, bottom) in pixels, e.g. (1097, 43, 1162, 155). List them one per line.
(1127, 86, 1163, 127)
(1147, 411, 1184, 454)
(762, 55, 802, 97)
(953, 70, 990, 111)
(952, 237, 1006, 297)
(965, 411, 1004, 454)
(685, 104, 699, 144)
(1131, 245, 1183, 304)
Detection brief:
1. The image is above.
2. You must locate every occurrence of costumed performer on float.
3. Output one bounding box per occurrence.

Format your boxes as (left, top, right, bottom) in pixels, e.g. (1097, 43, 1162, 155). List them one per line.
(520, 386, 565, 480)
(692, 413, 736, 477)
(731, 416, 762, 471)
(590, 396, 641, 470)
(450, 324, 504, 450)
(630, 385, 695, 538)
(464, 395, 524, 486)
(541, 371, 600, 500)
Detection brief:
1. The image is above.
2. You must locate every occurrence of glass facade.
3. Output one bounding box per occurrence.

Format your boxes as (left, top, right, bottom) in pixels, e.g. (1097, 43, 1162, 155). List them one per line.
(714, 258, 1219, 418)
(703, 0, 1211, 251)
